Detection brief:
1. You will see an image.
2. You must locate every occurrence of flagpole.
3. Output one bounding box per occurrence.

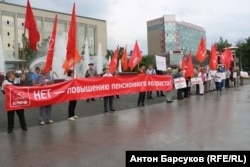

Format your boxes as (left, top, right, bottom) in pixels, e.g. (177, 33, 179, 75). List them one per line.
(21, 29, 26, 69)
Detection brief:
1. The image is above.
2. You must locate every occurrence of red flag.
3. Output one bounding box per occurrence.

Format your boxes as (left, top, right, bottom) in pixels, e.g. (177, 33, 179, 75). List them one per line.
(128, 40, 142, 71)
(109, 47, 119, 74)
(185, 52, 194, 78)
(196, 38, 206, 63)
(209, 44, 218, 70)
(121, 46, 128, 71)
(223, 47, 234, 70)
(44, 15, 57, 73)
(24, 0, 40, 50)
(181, 56, 186, 70)
(62, 3, 81, 73)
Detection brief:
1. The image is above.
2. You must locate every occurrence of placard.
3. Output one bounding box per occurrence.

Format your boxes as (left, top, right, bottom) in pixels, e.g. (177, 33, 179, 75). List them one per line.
(174, 77, 187, 89)
(155, 55, 167, 71)
(191, 77, 202, 85)
(240, 71, 249, 78)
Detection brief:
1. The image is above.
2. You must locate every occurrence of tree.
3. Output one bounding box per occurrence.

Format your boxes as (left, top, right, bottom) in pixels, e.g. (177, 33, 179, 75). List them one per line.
(236, 37, 250, 71)
(21, 34, 36, 68)
(216, 37, 232, 52)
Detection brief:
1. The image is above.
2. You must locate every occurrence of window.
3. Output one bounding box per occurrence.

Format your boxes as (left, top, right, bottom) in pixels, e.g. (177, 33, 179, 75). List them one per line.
(7, 20, 9, 24)
(8, 43, 10, 47)
(7, 32, 10, 36)
(22, 22, 24, 26)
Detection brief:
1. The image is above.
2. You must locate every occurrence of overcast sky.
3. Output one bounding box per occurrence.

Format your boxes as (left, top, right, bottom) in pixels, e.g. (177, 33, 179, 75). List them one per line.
(6, 0, 250, 54)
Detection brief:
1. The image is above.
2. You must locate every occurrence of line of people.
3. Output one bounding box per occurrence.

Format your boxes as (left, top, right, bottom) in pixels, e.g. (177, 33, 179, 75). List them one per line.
(1, 63, 243, 134)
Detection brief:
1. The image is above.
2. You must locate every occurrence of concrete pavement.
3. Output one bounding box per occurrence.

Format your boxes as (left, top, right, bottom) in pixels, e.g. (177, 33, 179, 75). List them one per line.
(0, 84, 250, 167)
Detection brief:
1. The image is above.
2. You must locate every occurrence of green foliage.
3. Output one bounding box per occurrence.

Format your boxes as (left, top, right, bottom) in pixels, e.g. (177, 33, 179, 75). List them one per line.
(21, 34, 36, 68)
(236, 37, 250, 71)
(216, 37, 232, 52)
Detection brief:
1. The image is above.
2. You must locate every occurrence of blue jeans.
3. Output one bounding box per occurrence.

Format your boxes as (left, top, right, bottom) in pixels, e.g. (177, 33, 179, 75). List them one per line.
(39, 105, 52, 121)
(215, 82, 222, 92)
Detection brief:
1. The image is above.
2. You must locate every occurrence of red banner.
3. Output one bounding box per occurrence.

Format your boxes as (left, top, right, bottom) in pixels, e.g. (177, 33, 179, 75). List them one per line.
(5, 75, 173, 111)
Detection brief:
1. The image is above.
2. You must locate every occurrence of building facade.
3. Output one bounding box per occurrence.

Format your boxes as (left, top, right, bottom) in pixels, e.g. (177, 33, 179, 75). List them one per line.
(0, 2, 107, 71)
(147, 15, 206, 55)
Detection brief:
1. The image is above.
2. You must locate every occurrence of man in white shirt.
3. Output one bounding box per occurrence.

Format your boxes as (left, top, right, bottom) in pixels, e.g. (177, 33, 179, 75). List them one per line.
(146, 64, 156, 99)
(102, 66, 115, 113)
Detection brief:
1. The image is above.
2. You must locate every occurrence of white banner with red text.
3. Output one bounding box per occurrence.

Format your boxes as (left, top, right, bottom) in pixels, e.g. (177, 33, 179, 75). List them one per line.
(174, 77, 187, 89)
(5, 75, 173, 111)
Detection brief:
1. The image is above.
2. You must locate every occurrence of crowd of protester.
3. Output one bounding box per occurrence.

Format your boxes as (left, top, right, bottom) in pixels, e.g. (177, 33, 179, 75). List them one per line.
(1, 63, 244, 134)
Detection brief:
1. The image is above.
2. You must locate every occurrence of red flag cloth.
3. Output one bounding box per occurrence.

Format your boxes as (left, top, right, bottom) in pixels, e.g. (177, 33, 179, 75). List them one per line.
(121, 46, 128, 71)
(224, 47, 234, 70)
(109, 47, 119, 74)
(44, 15, 57, 73)
(24, 0, 40, 50)
(209, 44, 218, 70)
(181, 56, 186, 70)
(185, 52, 194, 78)
(62, 3, 81, 73)
(129, 40, 142, 71)
(196, 38, 206, 63)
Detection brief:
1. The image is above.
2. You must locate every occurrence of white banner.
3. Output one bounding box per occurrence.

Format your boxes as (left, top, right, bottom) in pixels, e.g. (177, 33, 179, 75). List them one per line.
(240, 71, 249, 78)
(155, 55, 166, 71)
(191, 77, 202, 85)
(174, 77, 187, 89)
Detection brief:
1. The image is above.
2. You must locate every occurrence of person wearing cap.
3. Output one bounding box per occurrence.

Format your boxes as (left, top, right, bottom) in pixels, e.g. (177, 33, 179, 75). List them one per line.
(85, 63, 97, 102)
(102, 66, 115, 113)
(1, 71, 27, 133)
(166, 67, 174, 103)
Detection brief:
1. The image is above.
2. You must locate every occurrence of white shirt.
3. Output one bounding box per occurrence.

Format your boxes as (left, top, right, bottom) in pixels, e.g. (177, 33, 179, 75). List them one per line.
(1, 80, 13, 90)
(214, 72, 222, 82)
(103, 73, 113, 77)
(146, 68, 156, 75)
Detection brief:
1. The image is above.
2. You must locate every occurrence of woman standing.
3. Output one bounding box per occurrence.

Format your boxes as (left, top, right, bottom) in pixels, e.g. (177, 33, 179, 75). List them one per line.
(65, 70, 79, 120)
(198, 68, 205, 95)
(214, 68, 222, 94)
(137, 64, 146, 106)
(103, 66, 115, 113)
(34, 69, 54, 125)
(1, 71, 27, 133)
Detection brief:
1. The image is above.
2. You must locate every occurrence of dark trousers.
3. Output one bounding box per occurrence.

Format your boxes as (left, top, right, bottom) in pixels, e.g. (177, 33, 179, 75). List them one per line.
(147, 91, 152, 98)
(156, 91, 164, 96)
(104, 96, 114, 111)
(68, 100, 77, 117)
(196, 84, 199, 95)
(177, 89, 183, 99)
(225, 78, 230, 88)
(215, 82, 222, 92)
(7, 109, 26, 131)
(138, 92, 146, 105)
